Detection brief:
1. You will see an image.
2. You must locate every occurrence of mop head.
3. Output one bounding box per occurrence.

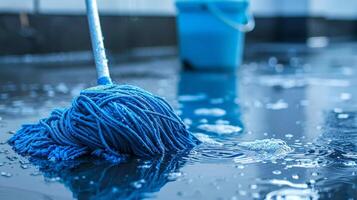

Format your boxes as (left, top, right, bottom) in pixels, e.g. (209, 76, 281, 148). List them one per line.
(9, 84, 200, 162)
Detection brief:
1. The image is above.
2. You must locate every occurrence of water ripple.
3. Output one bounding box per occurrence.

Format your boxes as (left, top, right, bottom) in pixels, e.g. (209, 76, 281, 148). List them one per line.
(265, 188, 319, 200)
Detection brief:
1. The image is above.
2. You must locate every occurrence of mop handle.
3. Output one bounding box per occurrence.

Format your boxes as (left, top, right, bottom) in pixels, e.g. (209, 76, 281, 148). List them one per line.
(85, 0, 112, 85)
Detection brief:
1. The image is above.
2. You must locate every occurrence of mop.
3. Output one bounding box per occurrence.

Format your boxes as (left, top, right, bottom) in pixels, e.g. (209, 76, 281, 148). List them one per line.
(9, 0, 200, 162)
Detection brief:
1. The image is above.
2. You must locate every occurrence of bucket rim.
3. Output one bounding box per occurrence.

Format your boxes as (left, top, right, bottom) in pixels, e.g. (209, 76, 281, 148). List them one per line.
(175, 0, 249, 3)
(175, 0, 249, 10)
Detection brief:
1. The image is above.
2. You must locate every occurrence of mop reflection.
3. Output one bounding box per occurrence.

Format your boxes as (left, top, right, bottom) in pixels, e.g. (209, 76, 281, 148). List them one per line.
(32, 154, 186, 199)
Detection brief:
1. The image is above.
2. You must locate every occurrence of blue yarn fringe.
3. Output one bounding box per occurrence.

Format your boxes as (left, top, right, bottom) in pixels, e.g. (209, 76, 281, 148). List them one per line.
(9, 84, 200, 162)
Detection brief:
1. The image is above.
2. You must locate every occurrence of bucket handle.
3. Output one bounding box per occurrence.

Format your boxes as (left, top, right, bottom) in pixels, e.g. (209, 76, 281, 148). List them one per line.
(207, 3, 255, 32)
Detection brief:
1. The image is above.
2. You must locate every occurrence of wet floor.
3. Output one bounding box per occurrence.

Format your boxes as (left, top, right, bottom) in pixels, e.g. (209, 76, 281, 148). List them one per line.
(1, 43, 357, 199)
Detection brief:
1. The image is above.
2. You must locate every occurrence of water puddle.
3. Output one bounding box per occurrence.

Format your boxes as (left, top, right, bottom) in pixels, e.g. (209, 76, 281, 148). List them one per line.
(197, 124, 242, 135)
(2, 46, 357, 199)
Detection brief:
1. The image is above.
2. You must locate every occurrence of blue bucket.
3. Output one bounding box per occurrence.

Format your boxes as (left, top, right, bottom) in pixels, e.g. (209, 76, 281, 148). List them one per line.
(175, 0, 254, 71)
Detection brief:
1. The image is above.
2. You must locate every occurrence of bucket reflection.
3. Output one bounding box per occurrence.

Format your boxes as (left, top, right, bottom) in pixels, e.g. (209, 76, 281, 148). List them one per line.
(178, 71, 242, 134)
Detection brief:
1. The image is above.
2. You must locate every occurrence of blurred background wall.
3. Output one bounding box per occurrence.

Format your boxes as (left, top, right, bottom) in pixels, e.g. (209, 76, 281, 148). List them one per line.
(0, 0, 356, 55)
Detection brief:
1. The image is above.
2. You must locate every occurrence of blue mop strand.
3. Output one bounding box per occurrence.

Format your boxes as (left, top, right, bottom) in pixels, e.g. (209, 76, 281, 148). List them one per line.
(8, 0, 200, 162)
(9, 85, 200, 162)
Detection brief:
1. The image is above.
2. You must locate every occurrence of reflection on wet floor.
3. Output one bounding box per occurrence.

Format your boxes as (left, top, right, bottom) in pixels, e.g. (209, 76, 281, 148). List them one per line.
(29, 154, 186, 200)
(1, 44, 357, 199)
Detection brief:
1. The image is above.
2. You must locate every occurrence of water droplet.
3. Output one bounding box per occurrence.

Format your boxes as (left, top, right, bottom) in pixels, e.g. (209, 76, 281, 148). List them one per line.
(268, 57, 278, 66)
(194, 108, 226, 117)
(47, 90, 55, 97)
(112, 187, 119, 193)
(342, 152, 357, 159)
(210, 98, 224, 104)
(238, 190, 247, 196)
(253, 100, 263, 108)
(337, 113, 349, 119)
(198, 124, 242, 135)
(30, 171, 42, 176)
(215, 119, 229, 125)
(252, 192, 260, 199)
(292, 174, 299, 180)
(47, 177, 60, 182)
(250, 184, 258, 190)
(179, 94, 206, 102)
(334, 108, 343, 113)
(340, 93, 351, 101)
(263, 179, 308, 189)
(131, 179, 145, 189)
(167, 172, 183, 180)
(183, 118, 192, 126)
(20, 164, 29, 169)
(231, 196, 238, 200)
(138, 164, 151, 169)
(1, 171, 12, 177)
(199, 118, 208, 124)
(56, 83, 69, 93)
(8, 131, 15, 134)
(237, 165, 244, 169)
(343, 161, 357, 167)
(6, 156, 17, 162)
(285, 134, 294, 139)
(266, 100, 288, 110)
(300, 100, 309, 106)
(272, 170, 282, 175)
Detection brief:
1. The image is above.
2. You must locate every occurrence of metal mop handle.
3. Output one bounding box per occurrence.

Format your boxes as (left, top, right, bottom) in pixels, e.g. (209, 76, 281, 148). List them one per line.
(85, 0, 112, 85)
